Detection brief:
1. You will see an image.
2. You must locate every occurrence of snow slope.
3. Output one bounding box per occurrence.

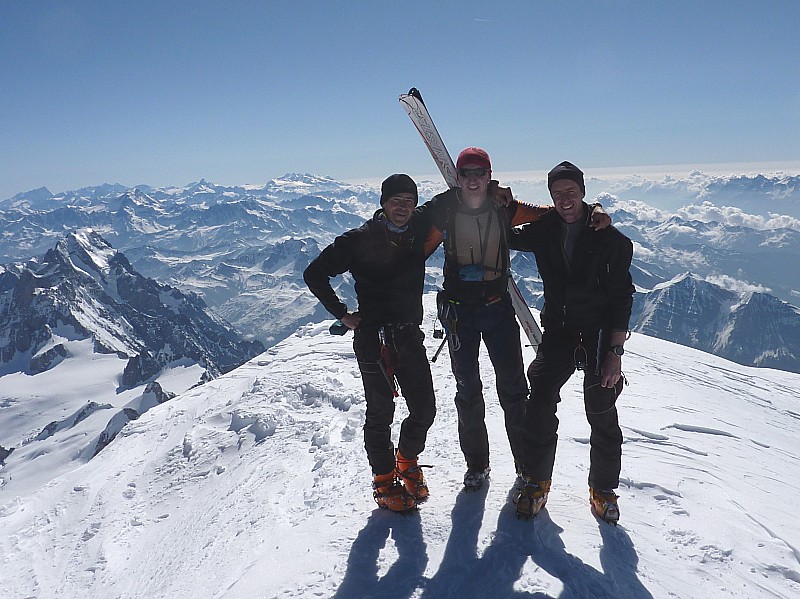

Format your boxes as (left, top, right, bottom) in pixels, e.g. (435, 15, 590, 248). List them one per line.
(1, 295, 799, 598)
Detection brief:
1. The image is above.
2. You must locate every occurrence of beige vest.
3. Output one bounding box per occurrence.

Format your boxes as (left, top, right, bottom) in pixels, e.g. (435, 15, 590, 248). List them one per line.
(450, 206, 505, 281)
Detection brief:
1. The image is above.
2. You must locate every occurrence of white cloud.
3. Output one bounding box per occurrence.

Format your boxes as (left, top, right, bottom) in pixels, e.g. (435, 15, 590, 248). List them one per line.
(677, 202, 800, 231)
(706, 274, 772, 294)
(603, 196, 668, 221)
(609, 195, 800, 233)
(631, 240, 656, 259)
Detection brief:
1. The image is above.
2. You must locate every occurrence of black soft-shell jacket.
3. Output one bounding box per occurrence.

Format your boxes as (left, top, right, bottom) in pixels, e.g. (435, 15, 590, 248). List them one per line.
(509, 203, 634, 332)
(303, 210, 426, 326)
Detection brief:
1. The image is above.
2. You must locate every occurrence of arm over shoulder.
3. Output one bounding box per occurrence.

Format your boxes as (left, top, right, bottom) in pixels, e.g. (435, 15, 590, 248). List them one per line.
(508, 220, 543, 252)
(509, 201, 552, 227)
(417, 190, 453, 258)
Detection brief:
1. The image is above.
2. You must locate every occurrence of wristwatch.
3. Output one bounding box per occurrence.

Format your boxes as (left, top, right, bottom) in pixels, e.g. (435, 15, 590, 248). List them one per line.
(609, 345, 625, 356)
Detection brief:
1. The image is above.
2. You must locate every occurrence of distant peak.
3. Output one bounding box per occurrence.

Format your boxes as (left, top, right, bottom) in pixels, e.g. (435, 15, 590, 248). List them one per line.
(59, 229, 118, 274)
(657, 272, 696, 287)
(273, 173, 337, 184)
(10, 186, 54, 202)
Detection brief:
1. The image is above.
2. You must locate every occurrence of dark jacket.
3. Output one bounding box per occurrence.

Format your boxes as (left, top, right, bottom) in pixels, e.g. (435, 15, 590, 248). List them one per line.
(303, 210, 426, 326)
(509, 203, 634, 332)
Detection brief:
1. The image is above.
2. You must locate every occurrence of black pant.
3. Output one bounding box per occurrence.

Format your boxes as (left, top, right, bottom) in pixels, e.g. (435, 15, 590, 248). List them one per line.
(520, 328, 623, 489)
(354, 324, 437, 475)
(445, 296, 529, 471)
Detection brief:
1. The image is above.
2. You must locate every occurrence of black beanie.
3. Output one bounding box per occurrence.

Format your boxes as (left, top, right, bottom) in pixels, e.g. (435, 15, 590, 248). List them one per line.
(380, 173, 418, 205)
(547, 161, 585, 194)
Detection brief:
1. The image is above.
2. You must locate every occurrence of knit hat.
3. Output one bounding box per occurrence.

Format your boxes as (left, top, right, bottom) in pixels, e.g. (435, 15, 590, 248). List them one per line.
(547, 161, 585, 194)
(456, 147, 492, 170)
(380, 173, 418, 205)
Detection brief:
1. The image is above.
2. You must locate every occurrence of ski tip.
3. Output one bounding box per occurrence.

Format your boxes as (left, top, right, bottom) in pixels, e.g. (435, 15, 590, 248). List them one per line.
(408, 87, 424, 104)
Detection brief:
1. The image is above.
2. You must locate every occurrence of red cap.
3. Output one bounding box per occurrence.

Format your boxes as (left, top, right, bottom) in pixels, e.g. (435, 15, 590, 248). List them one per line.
(456, 147, 491, 170)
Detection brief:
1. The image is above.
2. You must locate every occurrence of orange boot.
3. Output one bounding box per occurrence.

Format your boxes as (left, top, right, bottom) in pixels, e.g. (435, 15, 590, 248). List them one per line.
(590, 487, 620, 524)
(395, 451, 430, 503)
(372, 472, 416, 512)
(514, 478, 551, 519)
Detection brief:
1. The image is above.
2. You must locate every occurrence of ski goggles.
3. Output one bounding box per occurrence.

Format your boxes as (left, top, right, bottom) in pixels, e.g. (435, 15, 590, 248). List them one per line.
(457, 168, 488, 179)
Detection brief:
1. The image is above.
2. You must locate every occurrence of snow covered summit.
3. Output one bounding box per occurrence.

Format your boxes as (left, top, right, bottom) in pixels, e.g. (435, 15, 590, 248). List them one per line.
(1, 295, 798, 598)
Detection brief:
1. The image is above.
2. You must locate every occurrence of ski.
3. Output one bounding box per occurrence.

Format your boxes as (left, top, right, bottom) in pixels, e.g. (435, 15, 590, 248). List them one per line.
(398, 87, 543, 350)
(398, 88, 458, 189)
(508, 277, 542, 350)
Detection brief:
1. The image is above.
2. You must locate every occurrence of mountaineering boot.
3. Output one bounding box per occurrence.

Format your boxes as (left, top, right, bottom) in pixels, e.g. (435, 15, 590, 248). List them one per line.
(395, 451, 429, 503)
(372, 472, 417, 512)
(590, 487, 620, 524)
(463, 466, 491, 491)
(514, 478, 551, 519)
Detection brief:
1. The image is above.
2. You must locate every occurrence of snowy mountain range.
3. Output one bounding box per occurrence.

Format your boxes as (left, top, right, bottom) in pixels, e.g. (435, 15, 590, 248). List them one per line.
(600, 170, 800, 216)
(0, 230, 262, 385)
(0, 171, 796, 467)
(2, 171, 800, 597)
(0, 176, 377, 347)
(2, 297, 799, 598)
(631, 273, 800, 372)
(2, 172, 800, 371)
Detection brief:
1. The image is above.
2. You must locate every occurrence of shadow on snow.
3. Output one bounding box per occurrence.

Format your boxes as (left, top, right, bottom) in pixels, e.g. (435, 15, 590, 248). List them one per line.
(333, 507, 427, 599)
(334, 484, 653, 599)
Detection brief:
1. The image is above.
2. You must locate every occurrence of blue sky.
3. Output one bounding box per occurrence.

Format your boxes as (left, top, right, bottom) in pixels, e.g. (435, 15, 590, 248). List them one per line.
(2, 0, 799, 199)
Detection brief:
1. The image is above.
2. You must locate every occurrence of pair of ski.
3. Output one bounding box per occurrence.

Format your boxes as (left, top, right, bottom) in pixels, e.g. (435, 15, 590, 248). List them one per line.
(399, 88, 542, 351)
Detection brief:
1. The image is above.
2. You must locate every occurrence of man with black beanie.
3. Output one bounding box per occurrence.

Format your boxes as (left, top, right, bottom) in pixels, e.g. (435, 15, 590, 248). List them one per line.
(548, 160, 587, 194)
(303, 174, 436, 513)
(509, 161, 635, 523)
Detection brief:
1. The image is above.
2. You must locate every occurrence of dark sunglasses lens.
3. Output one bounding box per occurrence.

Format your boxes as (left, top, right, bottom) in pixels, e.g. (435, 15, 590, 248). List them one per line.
(458, 168, 486, 178)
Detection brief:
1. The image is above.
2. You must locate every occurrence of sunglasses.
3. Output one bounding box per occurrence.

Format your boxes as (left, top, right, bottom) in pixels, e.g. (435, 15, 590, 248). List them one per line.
(458, 168, 488, 178)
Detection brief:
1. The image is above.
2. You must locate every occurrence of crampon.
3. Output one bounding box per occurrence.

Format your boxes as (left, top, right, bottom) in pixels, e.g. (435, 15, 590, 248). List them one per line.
(463, 466, 491, 491)
(514, 479, 551, 520)
(395, 452, 431, 503)
(589, 487, 620, 525)
(372, 473, 417, 512)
